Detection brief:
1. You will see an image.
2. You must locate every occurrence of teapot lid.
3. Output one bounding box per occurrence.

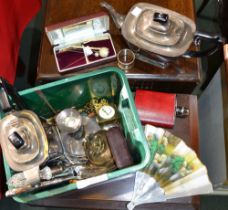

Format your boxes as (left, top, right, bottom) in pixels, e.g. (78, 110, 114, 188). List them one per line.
(121, 3, 196, 57)
(0, 110, 48, 171)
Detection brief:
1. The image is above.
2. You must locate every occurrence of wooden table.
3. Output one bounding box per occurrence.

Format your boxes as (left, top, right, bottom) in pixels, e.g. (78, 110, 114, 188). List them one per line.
(31, 94, 199, 210)
(36, 0, 201, 94)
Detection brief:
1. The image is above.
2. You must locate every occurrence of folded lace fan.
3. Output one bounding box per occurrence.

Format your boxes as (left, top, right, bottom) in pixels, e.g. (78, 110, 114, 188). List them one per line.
(127, 125, 213, 210)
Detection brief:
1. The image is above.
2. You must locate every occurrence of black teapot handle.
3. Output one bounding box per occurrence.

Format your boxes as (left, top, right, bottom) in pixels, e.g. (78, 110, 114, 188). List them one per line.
(0, 77, 26, 113)
(183, 31, 224, 58)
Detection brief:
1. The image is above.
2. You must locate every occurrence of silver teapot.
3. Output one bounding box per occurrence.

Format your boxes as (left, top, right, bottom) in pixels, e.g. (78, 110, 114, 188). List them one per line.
(101, 2, 223, 68)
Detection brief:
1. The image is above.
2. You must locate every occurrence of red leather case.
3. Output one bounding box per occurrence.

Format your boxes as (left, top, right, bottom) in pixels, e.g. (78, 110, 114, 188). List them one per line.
(135, 90, 176, 128)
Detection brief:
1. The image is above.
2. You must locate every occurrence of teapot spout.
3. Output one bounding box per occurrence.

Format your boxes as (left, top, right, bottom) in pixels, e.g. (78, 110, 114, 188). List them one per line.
(100, 1, 125, 29)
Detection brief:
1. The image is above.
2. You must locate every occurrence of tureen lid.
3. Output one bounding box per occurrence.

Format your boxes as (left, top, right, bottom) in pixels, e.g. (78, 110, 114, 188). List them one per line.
(121, 3, 196, 57)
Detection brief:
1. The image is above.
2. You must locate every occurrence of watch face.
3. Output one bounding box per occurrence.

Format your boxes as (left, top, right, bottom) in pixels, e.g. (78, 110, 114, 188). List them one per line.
(98, 105, 115, 120)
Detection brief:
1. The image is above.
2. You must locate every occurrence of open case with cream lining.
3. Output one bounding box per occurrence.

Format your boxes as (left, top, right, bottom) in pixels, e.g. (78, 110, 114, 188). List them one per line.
(45, 12, 116, 73)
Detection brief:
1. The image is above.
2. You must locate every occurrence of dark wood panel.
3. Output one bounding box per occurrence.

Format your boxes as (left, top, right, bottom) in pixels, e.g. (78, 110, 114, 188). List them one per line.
(36, 0, 200, 93)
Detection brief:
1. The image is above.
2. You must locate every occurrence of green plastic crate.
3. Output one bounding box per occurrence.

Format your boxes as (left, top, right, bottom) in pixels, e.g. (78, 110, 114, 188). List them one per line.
(2, 67, 150, 203)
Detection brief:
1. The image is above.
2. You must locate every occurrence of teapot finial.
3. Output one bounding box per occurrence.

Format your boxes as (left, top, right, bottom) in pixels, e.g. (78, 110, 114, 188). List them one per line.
(100, 1, 125, 29)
